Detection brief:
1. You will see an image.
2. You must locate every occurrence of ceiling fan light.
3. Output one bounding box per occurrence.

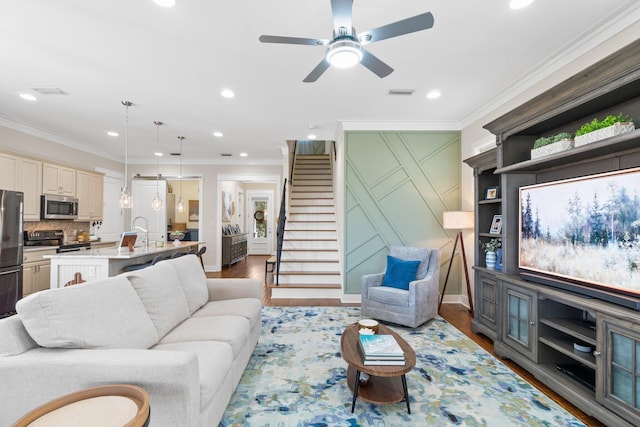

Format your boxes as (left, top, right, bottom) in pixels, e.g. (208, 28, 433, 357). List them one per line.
(326, 40, 362, 68)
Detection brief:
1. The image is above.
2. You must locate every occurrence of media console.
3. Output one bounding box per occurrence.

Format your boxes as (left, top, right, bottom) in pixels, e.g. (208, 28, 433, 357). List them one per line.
(465, 39, 640, 427)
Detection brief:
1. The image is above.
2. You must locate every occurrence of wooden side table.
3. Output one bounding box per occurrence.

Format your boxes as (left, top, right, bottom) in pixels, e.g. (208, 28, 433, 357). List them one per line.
(12, 384, 150, 427)
(340, 323, 416, 413)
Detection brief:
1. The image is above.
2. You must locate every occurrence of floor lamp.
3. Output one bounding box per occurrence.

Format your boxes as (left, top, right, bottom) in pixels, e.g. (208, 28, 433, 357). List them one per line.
(439, 211, 474, 315)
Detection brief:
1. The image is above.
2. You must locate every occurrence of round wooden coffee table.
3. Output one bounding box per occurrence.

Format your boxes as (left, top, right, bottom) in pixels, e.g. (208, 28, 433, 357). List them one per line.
(340, 322, 416, 413)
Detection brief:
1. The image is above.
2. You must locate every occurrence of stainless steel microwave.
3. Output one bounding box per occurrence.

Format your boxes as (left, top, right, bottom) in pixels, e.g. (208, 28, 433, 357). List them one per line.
(40, 194, 79, 220)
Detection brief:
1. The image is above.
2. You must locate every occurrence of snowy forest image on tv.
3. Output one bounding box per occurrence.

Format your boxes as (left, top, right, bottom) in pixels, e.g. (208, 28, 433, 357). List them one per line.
(519, 167, 640, 296)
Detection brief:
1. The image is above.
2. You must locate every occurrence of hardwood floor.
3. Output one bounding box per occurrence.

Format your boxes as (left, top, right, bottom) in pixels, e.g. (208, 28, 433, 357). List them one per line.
(209, 255, 606, 427)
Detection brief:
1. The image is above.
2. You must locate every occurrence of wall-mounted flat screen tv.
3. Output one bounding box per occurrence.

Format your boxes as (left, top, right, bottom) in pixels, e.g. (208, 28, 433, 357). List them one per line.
(519, 167, 640, 308)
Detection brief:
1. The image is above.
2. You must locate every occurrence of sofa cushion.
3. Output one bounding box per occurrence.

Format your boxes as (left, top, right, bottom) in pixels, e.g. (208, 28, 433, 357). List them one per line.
(381, 255, 419, 290)
(159, 315, 250, 358)
(0, 315, 38, 356)
(125, 261, 191, 339)
(162, 254, 209, 313)
(152, 340, 234, 411)
(368, 285, 410, 307)
(15, 276, 158, 349)
(192, 298, 262, 330)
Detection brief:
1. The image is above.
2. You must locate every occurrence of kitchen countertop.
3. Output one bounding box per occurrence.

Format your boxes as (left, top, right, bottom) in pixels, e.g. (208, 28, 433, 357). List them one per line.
(43, 241, 201, 260)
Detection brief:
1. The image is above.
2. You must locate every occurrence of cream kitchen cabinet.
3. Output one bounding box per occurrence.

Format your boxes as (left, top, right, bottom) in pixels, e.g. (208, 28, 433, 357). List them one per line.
(17, 157, 42, 221)
(0, 151, 42, 221)
(23, 248, 56, 296)
(0, 152, 18, 190)
(76, 170, 104, 221)
(42, 163, 76, 196)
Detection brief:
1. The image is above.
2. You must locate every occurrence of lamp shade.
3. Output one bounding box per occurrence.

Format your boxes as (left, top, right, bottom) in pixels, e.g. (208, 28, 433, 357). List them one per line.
(443, 211, 474, 230)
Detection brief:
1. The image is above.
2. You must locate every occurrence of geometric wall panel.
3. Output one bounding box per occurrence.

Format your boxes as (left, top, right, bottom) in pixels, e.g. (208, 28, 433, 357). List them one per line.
(344, 131, 462, 295)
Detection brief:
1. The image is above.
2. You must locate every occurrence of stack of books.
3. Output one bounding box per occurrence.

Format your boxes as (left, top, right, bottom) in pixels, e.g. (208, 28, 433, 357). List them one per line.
(358, 334, 405, 365)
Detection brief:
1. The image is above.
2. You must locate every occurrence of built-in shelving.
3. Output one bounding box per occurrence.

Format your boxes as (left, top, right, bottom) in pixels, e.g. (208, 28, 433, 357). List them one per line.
(466, 39, 640, 427)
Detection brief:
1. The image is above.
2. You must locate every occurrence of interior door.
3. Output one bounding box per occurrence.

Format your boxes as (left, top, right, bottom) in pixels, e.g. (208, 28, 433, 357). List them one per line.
(131, 179, 167, 244)
(247, 190, 273, 255)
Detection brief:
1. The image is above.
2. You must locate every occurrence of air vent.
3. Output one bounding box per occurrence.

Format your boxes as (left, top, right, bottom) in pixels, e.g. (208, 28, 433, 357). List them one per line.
(32, 87, 68, 95)
(169, 152, 181, 156)
(388, 89, 414, 96)
(220, 153, 232, 157)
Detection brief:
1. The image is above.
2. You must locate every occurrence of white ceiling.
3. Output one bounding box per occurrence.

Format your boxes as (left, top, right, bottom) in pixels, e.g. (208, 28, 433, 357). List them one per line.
(1, 1, 639, 165)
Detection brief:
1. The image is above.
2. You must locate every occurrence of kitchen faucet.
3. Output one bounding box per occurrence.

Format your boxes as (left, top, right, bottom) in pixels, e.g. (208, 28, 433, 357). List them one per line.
(132, 216, 149, 249)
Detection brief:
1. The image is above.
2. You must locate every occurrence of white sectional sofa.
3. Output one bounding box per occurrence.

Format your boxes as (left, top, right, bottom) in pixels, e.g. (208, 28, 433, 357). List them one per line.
(0, 254, 262, 426)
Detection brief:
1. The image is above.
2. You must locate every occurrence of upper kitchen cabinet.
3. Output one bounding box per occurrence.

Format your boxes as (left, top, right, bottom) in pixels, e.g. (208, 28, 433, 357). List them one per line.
(42, 163, 76, 196)
(0, 151, 41, 221)
(0, 151, 18, 190)
(17, 158, 42, 221)
(76, 170, 104, 221)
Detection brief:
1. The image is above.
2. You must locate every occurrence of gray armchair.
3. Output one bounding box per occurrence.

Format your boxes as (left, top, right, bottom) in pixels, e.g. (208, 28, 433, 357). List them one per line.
(361, 246, 440, 328)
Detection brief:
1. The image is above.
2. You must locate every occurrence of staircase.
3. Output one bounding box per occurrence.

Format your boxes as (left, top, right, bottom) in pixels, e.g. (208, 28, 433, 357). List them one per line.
(271, 154, 341, 299)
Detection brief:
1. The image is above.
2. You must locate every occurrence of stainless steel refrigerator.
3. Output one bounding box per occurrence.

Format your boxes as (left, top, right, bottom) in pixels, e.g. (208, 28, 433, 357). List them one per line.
(0, 190, 23, 318)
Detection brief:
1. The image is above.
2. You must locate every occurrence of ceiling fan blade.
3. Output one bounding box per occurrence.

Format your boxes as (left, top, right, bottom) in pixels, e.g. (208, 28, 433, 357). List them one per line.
(330, 0, 353, 35)
(360, 50, 394, 78)
(358, 12, 434, 45)
(303, 59, 331, 83)
(259, 35, 329, 46)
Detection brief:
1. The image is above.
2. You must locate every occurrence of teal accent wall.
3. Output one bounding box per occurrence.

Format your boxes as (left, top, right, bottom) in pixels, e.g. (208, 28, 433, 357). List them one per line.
(344, 131, 462, 295)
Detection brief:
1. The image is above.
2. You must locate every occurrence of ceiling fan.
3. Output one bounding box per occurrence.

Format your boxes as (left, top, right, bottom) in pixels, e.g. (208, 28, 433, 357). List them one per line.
(259, 0, 434, 82)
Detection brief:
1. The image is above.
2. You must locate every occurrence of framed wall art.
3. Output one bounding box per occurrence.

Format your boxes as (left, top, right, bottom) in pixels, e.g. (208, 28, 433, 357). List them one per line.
(490, 215, 503, 234)
(485, 186, 499, 200)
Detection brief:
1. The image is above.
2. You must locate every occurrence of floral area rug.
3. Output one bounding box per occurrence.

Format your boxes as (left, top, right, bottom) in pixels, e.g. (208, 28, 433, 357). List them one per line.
(220, 306, 585, 426)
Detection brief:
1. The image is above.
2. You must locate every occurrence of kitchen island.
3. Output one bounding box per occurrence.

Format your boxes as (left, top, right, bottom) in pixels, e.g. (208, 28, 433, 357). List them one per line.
(44, 241, 202, 288)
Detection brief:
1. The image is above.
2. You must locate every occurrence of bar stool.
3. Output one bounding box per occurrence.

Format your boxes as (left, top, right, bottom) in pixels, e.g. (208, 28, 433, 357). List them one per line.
(12, 384, 150, 427)
(188, 246, 206, 270)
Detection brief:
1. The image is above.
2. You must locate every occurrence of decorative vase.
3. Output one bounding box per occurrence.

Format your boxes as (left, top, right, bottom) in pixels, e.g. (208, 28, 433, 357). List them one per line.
(485, 251, 497, 270)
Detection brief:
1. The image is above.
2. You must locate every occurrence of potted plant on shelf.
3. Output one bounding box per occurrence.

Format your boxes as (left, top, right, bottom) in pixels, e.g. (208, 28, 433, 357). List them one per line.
(574, 113, 634, 147)
(480, 238, 501, 270)
(530, 132, 573, 159)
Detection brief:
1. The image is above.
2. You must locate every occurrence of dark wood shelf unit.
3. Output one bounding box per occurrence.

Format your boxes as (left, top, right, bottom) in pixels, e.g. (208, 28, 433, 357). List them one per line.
(466, 39, 640, 427)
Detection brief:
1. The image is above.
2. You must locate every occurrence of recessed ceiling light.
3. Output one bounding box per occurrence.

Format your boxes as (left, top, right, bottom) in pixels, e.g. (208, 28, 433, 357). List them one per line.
(307, 134, 317, 140)
(220, 88, 235, 98)
(509, 0, 534, 10)
(426, 89, 441, 100)
(107, 131, 119, 137)
(239, 152, 248, 157)
(19, 93, 37, 101)
(153, 0, 176, 7)
(213, 131, 223, 138)
(154, 152, 163, 157)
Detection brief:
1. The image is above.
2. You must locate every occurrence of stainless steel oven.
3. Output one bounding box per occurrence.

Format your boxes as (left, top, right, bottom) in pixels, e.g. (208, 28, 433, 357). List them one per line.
(40, 194, 79, 220)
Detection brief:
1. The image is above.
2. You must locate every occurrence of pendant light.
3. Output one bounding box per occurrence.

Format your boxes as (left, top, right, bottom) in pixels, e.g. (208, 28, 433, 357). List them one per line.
(152, 121, 164, 211)
(176, 136, 185, 213)
(119, 101, 133, 209)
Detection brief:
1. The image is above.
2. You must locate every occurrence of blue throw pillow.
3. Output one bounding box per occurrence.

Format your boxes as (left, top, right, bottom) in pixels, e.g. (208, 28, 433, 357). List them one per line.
(381, 255, 420, 291)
